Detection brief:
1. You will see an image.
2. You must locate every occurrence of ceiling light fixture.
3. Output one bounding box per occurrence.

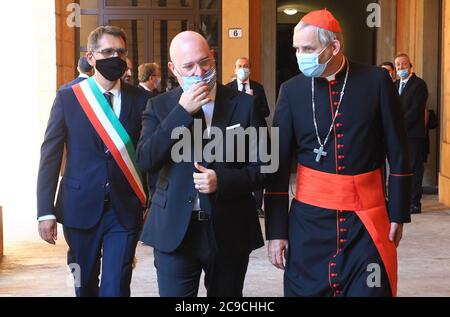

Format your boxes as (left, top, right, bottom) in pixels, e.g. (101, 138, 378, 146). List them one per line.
(283, 8, 298, 16)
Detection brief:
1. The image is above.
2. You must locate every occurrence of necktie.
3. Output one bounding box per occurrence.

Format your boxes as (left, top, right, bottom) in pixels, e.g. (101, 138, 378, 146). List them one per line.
(242, 83, 247, 93)
(104, 92, 114, 110)
(400, 82, 406, 96)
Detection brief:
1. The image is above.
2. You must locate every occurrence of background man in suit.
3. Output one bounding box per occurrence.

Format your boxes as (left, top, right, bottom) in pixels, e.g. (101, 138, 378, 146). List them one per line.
(60, 56, 93, 90)
(122, 57, 133, 84)
(226, 57, 270, 217)
(395, 53, 429, 214)
(138, 62, 161, 99)
(37, 26, 148, 297)
(137, 31, 266, 297)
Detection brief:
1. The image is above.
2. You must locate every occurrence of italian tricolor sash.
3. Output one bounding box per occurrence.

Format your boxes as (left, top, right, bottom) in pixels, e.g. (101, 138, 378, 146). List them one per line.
(72, 77, 146, 207)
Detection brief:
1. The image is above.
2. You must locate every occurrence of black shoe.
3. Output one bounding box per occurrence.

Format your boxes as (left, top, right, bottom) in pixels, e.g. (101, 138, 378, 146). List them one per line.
(410, 205, 422, 214)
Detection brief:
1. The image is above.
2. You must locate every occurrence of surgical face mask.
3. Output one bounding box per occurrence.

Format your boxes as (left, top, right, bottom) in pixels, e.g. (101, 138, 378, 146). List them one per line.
(397, 69, 410, 79)
(179, 66, 217, 92)
(95, 56, 128, 82)
(236, 68, 251, 81)
(296, 46, 333, 78)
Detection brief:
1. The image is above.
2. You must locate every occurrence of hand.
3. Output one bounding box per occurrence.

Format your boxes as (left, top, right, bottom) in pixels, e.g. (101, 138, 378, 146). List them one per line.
(389, 222, 403, 247)
(179, 82, 211, 114)
(268, 239, 289, 270)
(193, 162, 217, 194)
(38, 220, 58, 245)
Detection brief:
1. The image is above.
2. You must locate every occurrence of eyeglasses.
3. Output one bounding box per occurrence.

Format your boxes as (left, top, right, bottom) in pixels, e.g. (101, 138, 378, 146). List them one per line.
(93, 48, 129, 58)
(178, 57, 215, 76)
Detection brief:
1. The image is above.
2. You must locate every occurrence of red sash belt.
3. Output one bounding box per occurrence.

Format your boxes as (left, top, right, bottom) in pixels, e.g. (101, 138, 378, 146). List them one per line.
(295, 164, 398, 296)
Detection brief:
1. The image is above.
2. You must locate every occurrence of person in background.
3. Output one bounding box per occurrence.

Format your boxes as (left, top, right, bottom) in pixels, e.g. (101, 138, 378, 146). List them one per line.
(395, 53, 429, 214)
(60, 56, 93, 90)
(138, 63, 161, 99)
(226, 57, 270, 218)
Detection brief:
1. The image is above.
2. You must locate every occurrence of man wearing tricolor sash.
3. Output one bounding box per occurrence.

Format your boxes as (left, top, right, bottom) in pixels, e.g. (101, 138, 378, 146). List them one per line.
(37, 26, 149, 297)
(265, 9, 412, 297)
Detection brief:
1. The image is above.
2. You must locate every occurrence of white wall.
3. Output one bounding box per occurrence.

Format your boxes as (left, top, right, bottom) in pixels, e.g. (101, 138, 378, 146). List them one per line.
(0, 1, 56, 243)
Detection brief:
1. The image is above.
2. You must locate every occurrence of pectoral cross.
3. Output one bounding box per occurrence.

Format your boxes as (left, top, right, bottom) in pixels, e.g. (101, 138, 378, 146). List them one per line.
(314, 146, 327, 163)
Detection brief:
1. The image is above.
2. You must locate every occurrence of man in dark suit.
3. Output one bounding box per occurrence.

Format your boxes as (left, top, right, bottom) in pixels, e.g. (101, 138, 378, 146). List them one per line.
(59, 56, 93, 90)
(37, 26, 148, 297)
(137, 31, 266, 297)
(395, 53, 429, 214)
(138, 62, 161, 99)
(226, 57, 270, 217)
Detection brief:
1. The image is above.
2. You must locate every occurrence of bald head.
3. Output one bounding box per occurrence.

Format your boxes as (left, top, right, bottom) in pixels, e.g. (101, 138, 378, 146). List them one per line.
(170, 31, 210, 65)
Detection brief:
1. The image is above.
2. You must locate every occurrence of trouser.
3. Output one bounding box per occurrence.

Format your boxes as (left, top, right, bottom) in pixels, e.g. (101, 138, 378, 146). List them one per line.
(63, 204, 139, 297)
(154, 216, 250, 297)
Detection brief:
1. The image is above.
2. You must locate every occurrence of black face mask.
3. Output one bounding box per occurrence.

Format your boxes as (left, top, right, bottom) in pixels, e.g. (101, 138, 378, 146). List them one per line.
(95, 57, 128, 82)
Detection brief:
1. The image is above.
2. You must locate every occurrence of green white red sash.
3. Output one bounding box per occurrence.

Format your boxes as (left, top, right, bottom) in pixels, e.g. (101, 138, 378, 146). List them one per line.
(72, 77, 146, 207)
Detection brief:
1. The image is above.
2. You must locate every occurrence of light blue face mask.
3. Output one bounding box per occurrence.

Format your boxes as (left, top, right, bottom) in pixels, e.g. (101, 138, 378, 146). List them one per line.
(236, 68, 251, 81)
(179, 66, 217, 93)
(296, 46, 333, 77)
(397, 69, 410, 79)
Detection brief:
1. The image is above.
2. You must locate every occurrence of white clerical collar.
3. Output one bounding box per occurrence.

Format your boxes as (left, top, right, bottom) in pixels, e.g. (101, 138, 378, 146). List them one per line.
(94, 77, 121, 98)
(326, 56, 347, 82)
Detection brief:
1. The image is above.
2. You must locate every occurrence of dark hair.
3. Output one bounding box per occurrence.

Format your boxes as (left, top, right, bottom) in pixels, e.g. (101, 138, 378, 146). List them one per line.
(138, 63, 159, 83)
(78, 56, 93, 73)
(380, 61, 394, 70)
(87, 26, 127, 52)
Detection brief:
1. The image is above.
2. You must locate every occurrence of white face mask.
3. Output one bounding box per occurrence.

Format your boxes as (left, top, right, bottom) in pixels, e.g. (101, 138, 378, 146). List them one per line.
(236, 67, 251, 81)
(296, 45, 333, 78)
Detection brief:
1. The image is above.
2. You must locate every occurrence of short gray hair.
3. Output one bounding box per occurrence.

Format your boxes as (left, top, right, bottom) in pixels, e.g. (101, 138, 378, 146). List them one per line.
(295, 22, 344, 51)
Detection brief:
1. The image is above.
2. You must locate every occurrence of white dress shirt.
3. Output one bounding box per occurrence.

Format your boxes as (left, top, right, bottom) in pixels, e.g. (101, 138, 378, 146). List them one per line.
(38, 78, 122, 222)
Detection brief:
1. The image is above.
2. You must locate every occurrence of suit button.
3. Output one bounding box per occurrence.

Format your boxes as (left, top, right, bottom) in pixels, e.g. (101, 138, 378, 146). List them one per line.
(106, 182, 110, 187)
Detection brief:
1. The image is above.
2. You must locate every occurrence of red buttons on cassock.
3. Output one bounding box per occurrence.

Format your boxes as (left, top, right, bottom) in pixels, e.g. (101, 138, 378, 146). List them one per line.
(337, 144, 344, 149)
(340, 228, 347, 233)
(331, 273, 338, 277)
(336, 123, 343, 128)
(330, 263, 337, 267)
(340, 218, 346, 223)
(338, 155, 345, 160)
(338, 166, 345, 171)
(340, 239, 347, 244)
(337, 134, 344, 139)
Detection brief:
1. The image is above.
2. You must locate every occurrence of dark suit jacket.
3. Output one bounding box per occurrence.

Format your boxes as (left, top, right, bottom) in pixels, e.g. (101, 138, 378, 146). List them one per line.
(227, 80, 270, 118)
(137, 84, 266, 256)
(59, 76, 88, 90)
(37, 81, 148, 230)
(395, 74, 428, 139)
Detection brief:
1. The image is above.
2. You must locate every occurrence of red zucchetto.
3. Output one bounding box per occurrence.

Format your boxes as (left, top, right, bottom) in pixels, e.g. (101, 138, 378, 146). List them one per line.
(301, 9, 342, 33)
